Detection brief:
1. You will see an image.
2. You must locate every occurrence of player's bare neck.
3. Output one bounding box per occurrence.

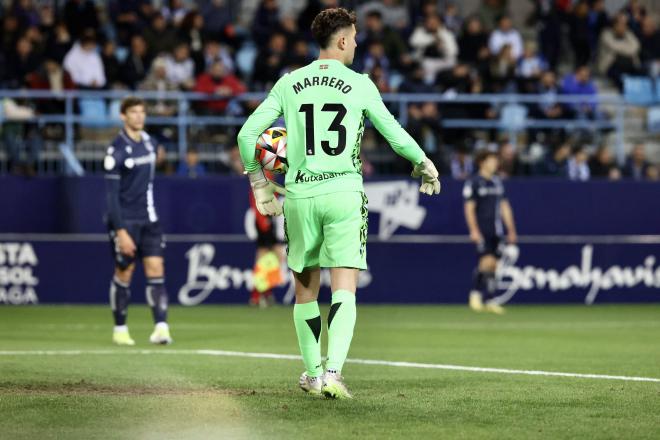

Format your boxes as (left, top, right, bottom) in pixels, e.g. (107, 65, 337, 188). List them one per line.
(479, 170, 494, 180)
(124, 126, 142, 142)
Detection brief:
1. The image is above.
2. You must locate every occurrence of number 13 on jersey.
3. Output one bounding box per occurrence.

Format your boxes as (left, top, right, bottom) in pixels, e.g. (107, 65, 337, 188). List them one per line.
(299, 103, 347, 156)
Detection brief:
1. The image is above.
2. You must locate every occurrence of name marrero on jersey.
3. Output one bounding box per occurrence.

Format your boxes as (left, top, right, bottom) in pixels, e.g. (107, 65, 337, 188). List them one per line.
(292, 75, 353, 95)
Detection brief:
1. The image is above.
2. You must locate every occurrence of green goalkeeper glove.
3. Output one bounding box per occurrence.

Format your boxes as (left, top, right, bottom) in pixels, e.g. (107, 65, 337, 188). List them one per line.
(411, 157, 441, 195)
(247, 170, 286, 216)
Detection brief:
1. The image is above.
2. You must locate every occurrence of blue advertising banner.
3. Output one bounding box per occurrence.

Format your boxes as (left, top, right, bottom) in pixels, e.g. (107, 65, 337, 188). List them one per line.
(0, 237, 658, 305)
(1, 177, 659, 305)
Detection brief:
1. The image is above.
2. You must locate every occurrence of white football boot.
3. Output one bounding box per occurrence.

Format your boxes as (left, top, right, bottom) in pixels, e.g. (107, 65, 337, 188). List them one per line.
(322, 371, 353, 399)
(299, 372, 323, 396)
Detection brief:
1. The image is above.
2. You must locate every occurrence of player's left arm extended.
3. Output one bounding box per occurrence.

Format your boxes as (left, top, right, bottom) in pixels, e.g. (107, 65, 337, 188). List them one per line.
(237, 81, 286, 216)
(500, 200, 518, 243)
(364, 80, 440, 195)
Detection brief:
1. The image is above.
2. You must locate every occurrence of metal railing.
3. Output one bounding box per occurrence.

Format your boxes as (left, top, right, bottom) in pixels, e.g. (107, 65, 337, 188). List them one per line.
(0, 89, 632, 174)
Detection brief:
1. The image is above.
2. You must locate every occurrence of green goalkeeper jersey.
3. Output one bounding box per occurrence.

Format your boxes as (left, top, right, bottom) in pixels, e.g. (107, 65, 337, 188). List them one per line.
(237, 58, 426, 199)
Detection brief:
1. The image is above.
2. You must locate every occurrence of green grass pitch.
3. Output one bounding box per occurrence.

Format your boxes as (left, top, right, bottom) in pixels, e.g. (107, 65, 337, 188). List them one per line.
(0, 304, 659, 439)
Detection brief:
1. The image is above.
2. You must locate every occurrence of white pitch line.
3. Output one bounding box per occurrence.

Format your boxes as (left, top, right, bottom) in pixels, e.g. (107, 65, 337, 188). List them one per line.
(0, 349, 658, 383)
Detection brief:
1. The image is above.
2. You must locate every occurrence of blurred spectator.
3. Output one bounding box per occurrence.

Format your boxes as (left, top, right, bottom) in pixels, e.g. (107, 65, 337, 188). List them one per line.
(101, 40, 122, 88)
(541, 142, 571, 177)
(587, 0, 610, 56)
(356, 10, 409, 71)
(286, 39, 314, 70)
(568, 146, 590, 181)
(63, 32, 105, 89)
(487, 44, 516, 92)
(622, 143, 651, 180)
(139, 56, 179, 117)
(560, 66, 597, 119)
(531, 0, 563, 70)
(516, 41, 547, 93)
(161, 0, 189, 27)
(164, 42, 195, 90)
(621, 0, 646, 37)
(498, 142, 523, 178)
(253, 33, 287, 90)
(12, 0, 41, 28)
(488, 15, 523, 59)
(598, 14, 641, 90)
(569, 1, 592, 68)
(46, 22, 73, 64)
(534, 71, 564, 120)
(177, 148, 206, 178)
(121, 35, 152, 89)
(1, 98, 42, 176)
(194, 60, 247, 114)
(639, 16, 660, 76)
(361, 42, 390, 77)
(443, 4, 463, 35)
(357, 0, 409, 32)
(200, 0, 233, 37)
(589, 146, 621, 179)
(449, 147, 474, 180)
(279, 15, 302, 49)
(478, 0, 507, 31)
(399, 62, 435, 94)
(203, 40, 235, 73)
(2, 14, 21, 54)
(110, 0, 154, 46)
(178, 11, 206, 75)
(63, 0, 99, 39)
(409, 14, 458, 82)
(144, 13, 178, 58)
(458, 16, 489, 67)
(406, 102, 442, 162)
(7, 36, 42, 87)
(27, 59, 75, 114)
(645, 165, 659, 181)
(252, 0, 281, 46)
(369, 65, 391, 94)
(437, 63, 472, 93)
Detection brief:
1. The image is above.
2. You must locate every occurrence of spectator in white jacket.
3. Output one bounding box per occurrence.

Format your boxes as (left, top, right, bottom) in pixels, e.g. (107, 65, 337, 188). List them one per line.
(409, 14, 458, 83)
(488, 15, 523, 59)
(63, 33, 105, 88)
(164, 41, 195, 90)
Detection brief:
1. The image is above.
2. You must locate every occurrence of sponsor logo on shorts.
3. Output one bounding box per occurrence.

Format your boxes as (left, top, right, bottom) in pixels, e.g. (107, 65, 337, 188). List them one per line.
(294, 170, 348, 184)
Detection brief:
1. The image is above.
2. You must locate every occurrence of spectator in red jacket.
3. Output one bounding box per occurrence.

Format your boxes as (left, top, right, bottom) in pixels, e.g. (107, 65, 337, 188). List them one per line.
(194, 59, 246, 114)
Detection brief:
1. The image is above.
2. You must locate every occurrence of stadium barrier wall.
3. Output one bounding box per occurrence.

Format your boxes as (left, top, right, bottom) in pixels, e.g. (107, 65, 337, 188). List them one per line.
(1, 176, 659, 305)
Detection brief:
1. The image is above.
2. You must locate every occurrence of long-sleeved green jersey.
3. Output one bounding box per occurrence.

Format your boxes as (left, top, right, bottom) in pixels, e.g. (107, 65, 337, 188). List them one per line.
(237, 58, 426, 199)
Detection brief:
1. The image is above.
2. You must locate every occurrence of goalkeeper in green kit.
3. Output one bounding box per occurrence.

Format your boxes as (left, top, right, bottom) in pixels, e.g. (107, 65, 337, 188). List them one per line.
(237, 8, 441, 399)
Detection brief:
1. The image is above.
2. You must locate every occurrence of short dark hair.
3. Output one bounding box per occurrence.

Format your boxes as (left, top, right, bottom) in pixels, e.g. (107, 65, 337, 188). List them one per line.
(120, 96, 145, 114)
(475, 149, 497, 168)
(311, 8, 356, 49)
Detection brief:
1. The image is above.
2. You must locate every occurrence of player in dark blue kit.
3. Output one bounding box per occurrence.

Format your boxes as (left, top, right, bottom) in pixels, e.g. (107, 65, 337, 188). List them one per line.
(104, 96, 172, 345)
(463, 150, 517, 314)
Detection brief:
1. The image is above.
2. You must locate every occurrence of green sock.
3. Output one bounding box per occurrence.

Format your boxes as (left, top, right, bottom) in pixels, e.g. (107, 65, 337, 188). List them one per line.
(326, 290, 357, 373)
(293, 301, 323, 377)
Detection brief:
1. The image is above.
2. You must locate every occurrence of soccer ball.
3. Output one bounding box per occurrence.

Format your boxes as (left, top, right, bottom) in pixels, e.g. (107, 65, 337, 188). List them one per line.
(256, 127, 288, 174)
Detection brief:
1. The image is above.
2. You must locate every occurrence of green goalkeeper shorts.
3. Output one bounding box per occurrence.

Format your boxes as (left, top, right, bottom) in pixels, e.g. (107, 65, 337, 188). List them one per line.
(283, 191, 368, 273)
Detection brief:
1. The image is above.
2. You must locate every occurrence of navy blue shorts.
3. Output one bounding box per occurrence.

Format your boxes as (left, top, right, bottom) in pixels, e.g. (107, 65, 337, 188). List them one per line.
(476, 235, 503, 258)
(108, 220, 165, 269)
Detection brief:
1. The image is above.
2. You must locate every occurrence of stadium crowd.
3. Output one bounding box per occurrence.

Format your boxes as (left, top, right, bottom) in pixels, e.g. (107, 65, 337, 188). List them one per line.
(0, 0, 658, 180)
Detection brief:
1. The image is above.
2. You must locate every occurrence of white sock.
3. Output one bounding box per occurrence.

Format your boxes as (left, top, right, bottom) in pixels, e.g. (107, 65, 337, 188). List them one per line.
(114, 325, 128, 332)
(155, 322, 169, 331)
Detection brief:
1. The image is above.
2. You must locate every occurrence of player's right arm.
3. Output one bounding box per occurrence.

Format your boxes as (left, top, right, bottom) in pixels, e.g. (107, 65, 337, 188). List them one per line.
(463, 180, 483, 244)
(237, 79, 286, 216)
(104, 146, 136, 256)
(362, 77, 440, 195)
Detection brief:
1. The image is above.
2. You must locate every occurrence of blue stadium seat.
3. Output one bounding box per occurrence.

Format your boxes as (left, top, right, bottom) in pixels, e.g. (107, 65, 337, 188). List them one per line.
(655, 77, 660, 103)
(79, 98, 109, 128)
(499, 104, 527, 131)
(235, 43, 257, 78)
(647, 106, 660, 133)
(623, 76, 654, 106)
